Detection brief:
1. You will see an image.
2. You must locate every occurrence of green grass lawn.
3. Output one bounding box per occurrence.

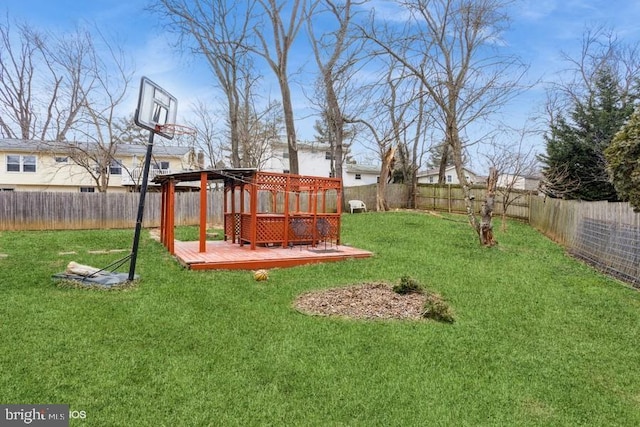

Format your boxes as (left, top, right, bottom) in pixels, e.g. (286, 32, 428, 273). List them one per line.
(1, 211, 639, 426)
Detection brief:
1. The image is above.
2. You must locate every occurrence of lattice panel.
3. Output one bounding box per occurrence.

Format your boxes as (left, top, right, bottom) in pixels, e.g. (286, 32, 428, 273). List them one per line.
(233, 213, 241, 237)
(255, 216, 286, 244)
(316, 215, 339, 239)
(224, 214, 233, 237)
(288, 217, 314, 243)
(238, 214, 249, 241)
(289, 176, 301, 192)
(256, 172, 287, 191)
(224, 213, 241, 241)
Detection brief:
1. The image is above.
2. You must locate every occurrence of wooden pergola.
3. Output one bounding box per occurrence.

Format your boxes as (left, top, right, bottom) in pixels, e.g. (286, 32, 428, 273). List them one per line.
(153, 169, 344, 256)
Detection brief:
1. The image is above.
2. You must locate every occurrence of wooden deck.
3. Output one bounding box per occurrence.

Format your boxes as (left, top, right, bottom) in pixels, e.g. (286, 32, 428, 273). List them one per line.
(171, 240, 373, 270)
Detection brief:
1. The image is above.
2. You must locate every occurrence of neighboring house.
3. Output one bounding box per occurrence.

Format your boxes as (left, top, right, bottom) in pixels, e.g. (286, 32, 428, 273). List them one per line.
(0, 139, 196, 192)
(263, 140, 380, 186)
(263, 140, 333, 177)
(497, 173, 541, 192)
(417, 165, 479, 185)
(343, 163, 380, 187)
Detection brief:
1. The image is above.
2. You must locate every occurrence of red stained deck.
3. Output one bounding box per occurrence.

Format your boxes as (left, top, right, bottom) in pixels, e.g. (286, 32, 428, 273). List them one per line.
(172, 240, 373, 270)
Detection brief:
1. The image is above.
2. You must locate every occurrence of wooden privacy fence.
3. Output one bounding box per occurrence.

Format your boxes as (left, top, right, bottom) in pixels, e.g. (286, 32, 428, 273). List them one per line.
(529, 197, 640, 246)
(343, 183, 409, 211)
(414, 184, 532, 220)
(529, 197, 640, 284)
(0, 191, 225, 231)
(1, 184, 530, 231)
(3, 183, 636, 283)
(344, 183, 532, 220)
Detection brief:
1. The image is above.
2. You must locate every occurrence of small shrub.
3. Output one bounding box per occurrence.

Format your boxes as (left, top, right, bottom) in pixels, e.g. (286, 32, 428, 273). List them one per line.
(393, 276, 423, 294)
(422, 293, 454, 323)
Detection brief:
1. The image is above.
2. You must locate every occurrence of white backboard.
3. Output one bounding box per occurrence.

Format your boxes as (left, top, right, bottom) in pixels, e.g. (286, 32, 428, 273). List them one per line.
(134, 77, 178, 139)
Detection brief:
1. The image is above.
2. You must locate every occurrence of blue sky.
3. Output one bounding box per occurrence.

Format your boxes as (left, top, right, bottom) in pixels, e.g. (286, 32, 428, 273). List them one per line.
(3, 0, 640, 167)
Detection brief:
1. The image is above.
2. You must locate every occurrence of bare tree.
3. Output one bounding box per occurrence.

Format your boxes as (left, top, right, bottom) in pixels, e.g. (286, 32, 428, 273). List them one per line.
(153, 0, 256, 168)
(350, 48, 433, 211)
(188, 100, 227, 169)
(394, 78, 433, 208)
(252, 0, 315, 174)
(62, 30, 133, 192)
(0, 19, 91, 141)
(236, 69, 285, 168)
(307, 0, 362, 190)
(238, 97, 284, 169)
(347, 58, 401, 211)
(362, 0, 527, 245)
(114, 115, 149, 146)
(483, 127, 540, 232)
(551, 26, 640, 114)
(0, 17, 136, 192)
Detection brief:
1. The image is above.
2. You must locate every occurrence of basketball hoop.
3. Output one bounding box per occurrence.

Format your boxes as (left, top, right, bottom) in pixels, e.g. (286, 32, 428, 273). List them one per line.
(155, 123, 197, 138)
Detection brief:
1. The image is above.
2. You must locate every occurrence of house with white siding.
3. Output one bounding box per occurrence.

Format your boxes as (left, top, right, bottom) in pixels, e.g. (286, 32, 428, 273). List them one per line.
(263, 141, 380, 186)
(343, 163, 380, 187)
(417, 165, 479, 185)
(497, 173, 541, 192)
(0, 139, 196, 192)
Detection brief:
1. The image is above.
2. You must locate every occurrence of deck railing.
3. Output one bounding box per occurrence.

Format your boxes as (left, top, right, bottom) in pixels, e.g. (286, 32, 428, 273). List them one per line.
(121, 168, 172, 186)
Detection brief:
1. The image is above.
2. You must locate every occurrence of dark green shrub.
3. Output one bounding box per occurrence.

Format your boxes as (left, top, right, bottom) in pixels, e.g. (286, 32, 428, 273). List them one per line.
(393, 276, 423, 294)
(422, 293, 454, 323)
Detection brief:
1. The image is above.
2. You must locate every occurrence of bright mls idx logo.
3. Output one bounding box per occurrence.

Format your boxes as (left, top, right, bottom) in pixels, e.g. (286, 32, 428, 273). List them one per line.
(1, 405, 69, 426)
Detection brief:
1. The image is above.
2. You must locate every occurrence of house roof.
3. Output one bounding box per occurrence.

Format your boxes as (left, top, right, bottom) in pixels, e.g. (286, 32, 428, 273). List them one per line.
(271, 140, 330, 152)
(345, 163, 380, 174)
(153, 168, 258, 185)
(0, 138, 191, 157)
(417, 165, 478, 177)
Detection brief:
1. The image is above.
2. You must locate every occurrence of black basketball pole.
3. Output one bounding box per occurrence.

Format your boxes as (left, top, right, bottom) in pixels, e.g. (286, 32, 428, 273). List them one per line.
(128, 130, 155, 281)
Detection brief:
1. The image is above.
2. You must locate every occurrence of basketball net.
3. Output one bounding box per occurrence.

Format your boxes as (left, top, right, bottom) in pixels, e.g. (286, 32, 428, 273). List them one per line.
(155, 123, 197, 138)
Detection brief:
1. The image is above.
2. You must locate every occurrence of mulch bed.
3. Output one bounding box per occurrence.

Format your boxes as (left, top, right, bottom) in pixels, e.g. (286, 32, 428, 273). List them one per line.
(293, 282, 426, 320)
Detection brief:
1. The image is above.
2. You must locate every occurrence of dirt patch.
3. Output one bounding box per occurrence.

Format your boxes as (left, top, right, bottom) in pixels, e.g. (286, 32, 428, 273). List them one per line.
(293, 282, 426, 320)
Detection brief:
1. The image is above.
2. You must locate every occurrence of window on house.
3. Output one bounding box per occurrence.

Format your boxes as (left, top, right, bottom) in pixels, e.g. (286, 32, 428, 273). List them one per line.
(429, 176, 434, 183)
(0, 188, 14, 192)
(447, 175, 452, 183)
(282, 151, 289, 159)
(153, 161, 170, 170)
(80, 187, 95, 193)
(6, 155, 36, 172)
(23, 156, 36, 172)
(55, 156, 69, 163)
(355, 174, 362, 180)
(109, 160, 123, 175)
(6, 155, 20, 172)
(325, 152, 332, 160)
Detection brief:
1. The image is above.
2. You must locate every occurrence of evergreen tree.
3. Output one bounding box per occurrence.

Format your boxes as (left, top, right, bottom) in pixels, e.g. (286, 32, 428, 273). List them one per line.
(313, 109, 354, 178)
(540, 66, 635, 201)
(426, 142, 453, 170)
(605, 107, 640, 211)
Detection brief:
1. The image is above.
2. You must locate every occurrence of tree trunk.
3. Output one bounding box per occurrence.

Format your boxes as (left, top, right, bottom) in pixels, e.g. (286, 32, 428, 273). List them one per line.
(438, 143, 450, 184)
(480, 167, 498, 246)
(376, 146, 395, 211)
(280, 77, 299, 174)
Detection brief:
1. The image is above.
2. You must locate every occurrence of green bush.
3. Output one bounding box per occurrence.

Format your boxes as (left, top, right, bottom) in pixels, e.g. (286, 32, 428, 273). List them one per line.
(393, 275, 423, 294)
(422, 293, 454, 323)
